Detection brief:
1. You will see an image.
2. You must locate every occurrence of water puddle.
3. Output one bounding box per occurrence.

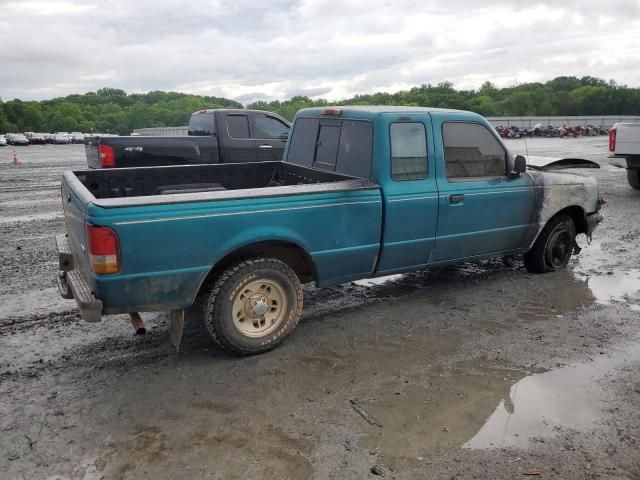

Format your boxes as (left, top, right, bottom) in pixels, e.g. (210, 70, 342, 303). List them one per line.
(585, 270, 640, 306)
(572, 238, 640, 308)
(465, 342, 640, 449)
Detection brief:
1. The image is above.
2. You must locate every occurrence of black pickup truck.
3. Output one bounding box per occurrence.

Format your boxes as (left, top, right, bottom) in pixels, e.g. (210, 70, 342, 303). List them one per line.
(85, 109, 291, 168)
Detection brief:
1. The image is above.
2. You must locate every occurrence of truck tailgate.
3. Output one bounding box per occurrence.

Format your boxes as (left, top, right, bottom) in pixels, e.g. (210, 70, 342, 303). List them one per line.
(61, 172, 92, 280)
(616, 123, 640, 156)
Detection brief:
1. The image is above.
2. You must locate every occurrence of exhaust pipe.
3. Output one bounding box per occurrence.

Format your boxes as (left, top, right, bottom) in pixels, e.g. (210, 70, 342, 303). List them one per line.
(129, 312, 146, 335)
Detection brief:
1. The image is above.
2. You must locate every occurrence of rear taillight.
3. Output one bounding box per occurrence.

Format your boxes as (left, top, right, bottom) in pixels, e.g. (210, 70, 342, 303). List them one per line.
(609, 128, 617, 152)
(86, 224, 120, 274)
(99, 144, 115, 168)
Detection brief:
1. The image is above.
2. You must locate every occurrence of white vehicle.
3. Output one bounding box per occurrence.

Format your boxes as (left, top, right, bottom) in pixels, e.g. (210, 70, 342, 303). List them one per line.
(610, 123, 640, 189)
(52, 132, 70, 144)
(0, 135, 7, 146)
(69, 132, 85, 144)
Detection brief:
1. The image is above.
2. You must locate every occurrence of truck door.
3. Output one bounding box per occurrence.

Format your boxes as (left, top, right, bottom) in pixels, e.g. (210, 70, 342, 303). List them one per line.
(252, 112, 291, 161)
(221, 112, 257, 163)
(430, 118, 534, 263)
(375, 115, 439, 275)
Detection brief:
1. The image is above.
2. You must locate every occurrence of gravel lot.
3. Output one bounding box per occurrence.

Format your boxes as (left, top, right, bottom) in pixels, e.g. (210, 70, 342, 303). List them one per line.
(0, 139, 639, 480)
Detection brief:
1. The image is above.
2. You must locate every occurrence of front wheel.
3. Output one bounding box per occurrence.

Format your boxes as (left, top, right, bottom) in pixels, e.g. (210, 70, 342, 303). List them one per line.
(524, 214, 576, 273)
(203, 258, 303, 355)
(628, 169, 640, 190)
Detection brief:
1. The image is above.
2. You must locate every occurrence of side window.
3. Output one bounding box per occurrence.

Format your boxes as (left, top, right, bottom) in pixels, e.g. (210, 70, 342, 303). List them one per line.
(226, 115, 250, 139)
(443, 122, 506, 179)
(390, 123, 427, 181)
(336, 120, 372, 178)
(255, 115, 290, 139)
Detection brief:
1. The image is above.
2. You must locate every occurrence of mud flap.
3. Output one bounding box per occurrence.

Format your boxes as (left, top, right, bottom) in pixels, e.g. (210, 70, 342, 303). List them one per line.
(168, 310, 185, 352)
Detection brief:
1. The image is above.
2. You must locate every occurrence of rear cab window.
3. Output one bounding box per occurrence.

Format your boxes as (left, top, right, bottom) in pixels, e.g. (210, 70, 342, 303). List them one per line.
(443, 122, 507, 179)
(188, 112, 216, 136)
(286, 117, 372, 178)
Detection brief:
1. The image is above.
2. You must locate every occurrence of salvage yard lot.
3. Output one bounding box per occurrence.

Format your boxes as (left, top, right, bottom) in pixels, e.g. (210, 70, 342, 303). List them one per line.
(1, 139, 639, 479)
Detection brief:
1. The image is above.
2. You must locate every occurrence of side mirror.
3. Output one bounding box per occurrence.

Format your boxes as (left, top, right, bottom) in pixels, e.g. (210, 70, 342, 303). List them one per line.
(511, 155, 527, 176)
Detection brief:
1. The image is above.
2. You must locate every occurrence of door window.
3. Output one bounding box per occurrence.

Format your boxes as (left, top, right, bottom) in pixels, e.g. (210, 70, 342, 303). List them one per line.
(226, 115, 250, 139)
(255, 115, 290, 139)
(443, 122, 506, 178)
(390, 122, 428, 181)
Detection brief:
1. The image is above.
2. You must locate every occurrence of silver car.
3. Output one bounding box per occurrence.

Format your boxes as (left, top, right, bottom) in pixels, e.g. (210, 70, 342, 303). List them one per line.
(52, 132, 70, 144)
(0, 135, 7, 146)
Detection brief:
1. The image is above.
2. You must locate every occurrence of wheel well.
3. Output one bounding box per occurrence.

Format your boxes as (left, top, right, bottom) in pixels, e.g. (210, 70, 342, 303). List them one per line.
(550, 206, 588, 234)
(198, 241, 316, 297)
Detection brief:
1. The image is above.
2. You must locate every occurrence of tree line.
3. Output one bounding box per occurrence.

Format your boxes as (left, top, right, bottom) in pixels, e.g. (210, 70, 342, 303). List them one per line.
(0, 88, 241, 135)
(248, 76, 640, 121)
(1, 76, 639, 134)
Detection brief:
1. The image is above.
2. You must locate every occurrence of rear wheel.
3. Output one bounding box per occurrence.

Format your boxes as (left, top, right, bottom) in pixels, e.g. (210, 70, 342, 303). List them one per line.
(203, 258, 303, 356)
(524, 214, 576, 273)
(628, 169, 640, 190)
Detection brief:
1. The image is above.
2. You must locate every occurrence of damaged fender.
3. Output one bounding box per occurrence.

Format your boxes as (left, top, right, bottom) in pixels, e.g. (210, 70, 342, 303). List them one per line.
(522, 158, 602, 251)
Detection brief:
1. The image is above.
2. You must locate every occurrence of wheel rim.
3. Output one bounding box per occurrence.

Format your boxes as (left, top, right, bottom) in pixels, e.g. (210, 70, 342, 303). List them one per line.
(546, 229, 573, 269)
(231, 278, 287, 338)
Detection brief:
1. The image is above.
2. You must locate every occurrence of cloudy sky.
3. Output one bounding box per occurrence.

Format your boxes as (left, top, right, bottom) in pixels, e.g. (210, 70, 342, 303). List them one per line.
(1, 0, 640, 103)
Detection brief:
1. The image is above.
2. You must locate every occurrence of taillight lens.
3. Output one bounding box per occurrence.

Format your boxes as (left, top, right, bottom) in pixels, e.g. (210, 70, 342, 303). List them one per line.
(86, 224, 120, 274)
(99, 144, 115, 167)
(609, 128, 616, 152)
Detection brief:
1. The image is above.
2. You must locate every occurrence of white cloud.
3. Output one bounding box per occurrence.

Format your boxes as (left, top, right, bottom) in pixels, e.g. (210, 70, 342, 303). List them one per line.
(0, 0, 639, 102)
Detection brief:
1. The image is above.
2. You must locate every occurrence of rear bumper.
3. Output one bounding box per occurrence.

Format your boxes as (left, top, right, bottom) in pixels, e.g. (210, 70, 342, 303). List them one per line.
(56, 234, 103, 322)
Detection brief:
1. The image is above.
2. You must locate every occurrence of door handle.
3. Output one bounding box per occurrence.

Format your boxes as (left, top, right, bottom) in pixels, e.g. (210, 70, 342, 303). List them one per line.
(259, 144, 273, 149)
(449, 194, 464, 203)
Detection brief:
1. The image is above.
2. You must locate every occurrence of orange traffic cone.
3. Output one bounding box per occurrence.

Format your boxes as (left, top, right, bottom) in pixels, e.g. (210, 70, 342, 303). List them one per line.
(12, 149, 21, 165)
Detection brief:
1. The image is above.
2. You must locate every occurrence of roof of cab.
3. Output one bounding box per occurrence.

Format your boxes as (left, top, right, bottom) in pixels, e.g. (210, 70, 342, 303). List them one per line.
(296, 105, 474, 119)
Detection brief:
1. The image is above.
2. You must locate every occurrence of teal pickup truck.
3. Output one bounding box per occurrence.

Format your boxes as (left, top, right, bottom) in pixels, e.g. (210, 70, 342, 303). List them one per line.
(57, 106, 603, 355)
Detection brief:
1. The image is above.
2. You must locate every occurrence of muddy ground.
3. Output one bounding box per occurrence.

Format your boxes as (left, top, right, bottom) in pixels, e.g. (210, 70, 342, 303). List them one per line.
(0, 138, 639, 480)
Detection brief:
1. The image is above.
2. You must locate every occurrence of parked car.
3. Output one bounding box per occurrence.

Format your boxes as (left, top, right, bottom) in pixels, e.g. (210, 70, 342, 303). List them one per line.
(7, 133, 29, 145)
(85, 109, 290, 168)
(52, 132, 70, 144)
(56, 106, 603, 355)
(70, 132, 85, 144)
(0, 135, 7, 146)
(609, 123, 640, 189)
(29, 133, 47, 144)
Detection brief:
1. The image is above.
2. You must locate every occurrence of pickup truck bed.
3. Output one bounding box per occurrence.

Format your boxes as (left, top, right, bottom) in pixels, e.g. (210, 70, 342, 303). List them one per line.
(60, 160, 381, 324)
(76, 161, 370, 201)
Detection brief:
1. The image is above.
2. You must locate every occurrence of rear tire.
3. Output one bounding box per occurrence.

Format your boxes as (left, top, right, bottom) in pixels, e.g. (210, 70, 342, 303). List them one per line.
(203, 258, 303, 356)
(524, 214, 576, 273)
(628, 169, 640, 190)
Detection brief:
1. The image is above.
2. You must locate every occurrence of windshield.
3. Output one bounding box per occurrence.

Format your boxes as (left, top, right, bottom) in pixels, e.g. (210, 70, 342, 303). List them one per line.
(188, 112, 216, 136)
